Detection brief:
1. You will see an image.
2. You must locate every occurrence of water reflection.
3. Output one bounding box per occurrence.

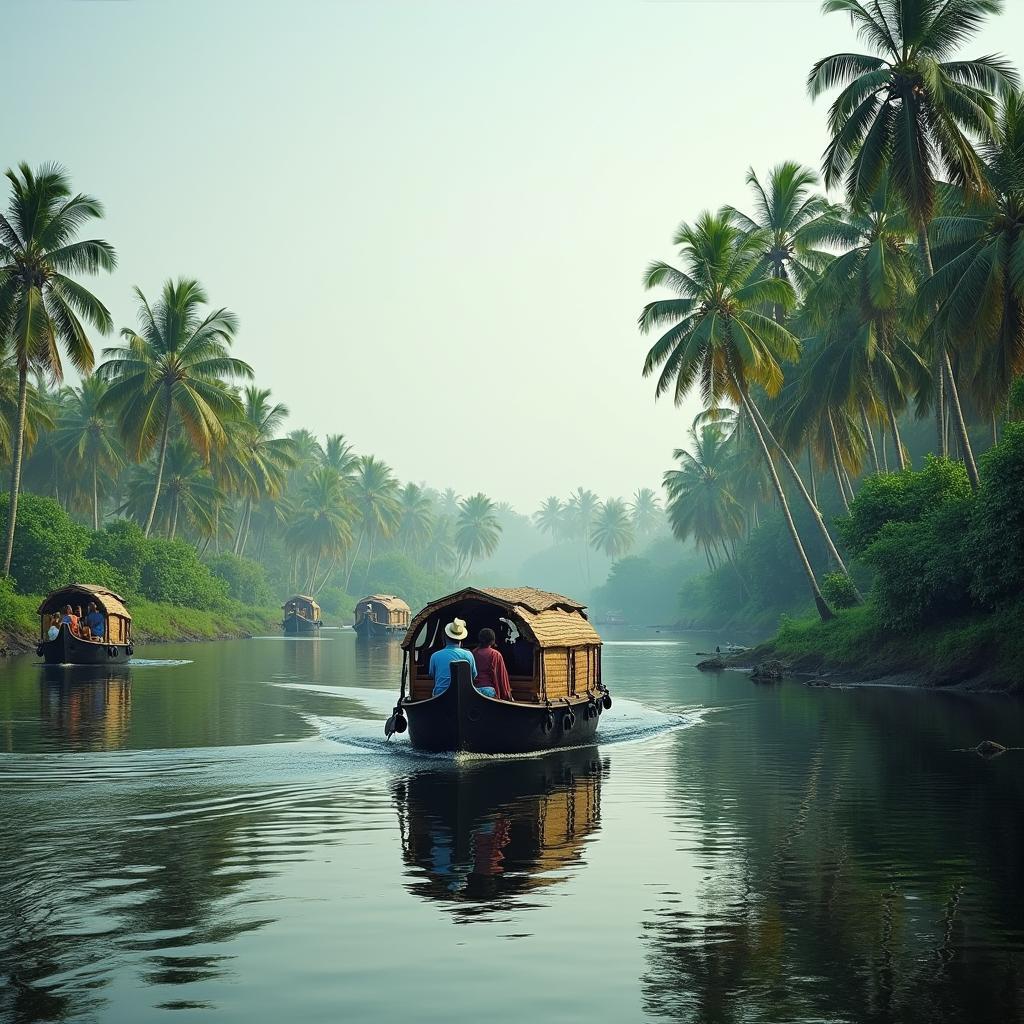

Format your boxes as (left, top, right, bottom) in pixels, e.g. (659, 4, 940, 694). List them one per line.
(640, 687, 1024, 1024)
(38, 669, 133, 750)
(395, 748, 606, 919)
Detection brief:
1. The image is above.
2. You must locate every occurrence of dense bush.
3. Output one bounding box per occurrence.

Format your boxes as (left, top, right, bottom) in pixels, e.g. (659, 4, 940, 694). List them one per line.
(207, 553, 273, 606)
(837, 457, 971, 557)
(0, 491, 89, 594)
(317, 586, 358, 620)
(970, 424, 1024, 607)
(139, 539, 228, 609)
(86, 520, 149, 594)
(821, 571, 859, 609)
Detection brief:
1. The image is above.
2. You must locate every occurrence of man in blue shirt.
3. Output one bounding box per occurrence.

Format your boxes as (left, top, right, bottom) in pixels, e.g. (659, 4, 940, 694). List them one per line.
(429, 618, 477, 697)
(85, 602, 106, 640)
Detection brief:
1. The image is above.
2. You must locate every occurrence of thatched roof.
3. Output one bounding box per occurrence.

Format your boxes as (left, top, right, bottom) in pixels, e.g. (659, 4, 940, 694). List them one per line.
(357, 594, 411, 613)
(284, 594, 321, 613)
(38, 583, 132, 621)
(402, 587, 600, 651)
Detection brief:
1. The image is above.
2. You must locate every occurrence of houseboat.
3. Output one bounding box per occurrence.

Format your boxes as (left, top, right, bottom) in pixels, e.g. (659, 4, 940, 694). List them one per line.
(354, 594, 410, 638)
(384, 586, 611, 755)
(282, 595, 321, 635)
(36, 584, 134, 665)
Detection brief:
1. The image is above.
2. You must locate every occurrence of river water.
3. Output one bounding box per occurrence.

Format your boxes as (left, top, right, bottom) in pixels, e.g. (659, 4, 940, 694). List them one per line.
(1, 628, 1022, 1023)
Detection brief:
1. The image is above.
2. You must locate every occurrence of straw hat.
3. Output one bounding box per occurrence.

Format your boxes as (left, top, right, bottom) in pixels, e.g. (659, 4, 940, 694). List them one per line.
(444, 617, 469, 641)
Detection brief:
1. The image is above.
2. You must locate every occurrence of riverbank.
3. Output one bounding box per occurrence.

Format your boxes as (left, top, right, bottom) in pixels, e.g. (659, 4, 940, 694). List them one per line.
(725, 602, 1024, 693)
(0, 589, 280, 654)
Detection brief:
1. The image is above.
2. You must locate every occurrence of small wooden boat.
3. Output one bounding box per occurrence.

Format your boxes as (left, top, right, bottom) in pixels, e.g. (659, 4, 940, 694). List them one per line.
(354, 594, 410, 638)
(385, 587, 611, 755)
(282, 595, 321, 635)
(36, 584, 134, 665)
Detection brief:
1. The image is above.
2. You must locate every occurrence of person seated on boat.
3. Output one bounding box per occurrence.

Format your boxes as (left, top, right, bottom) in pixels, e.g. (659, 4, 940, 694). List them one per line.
(61, 604, 80, 636)
(46, 613, 61, 641)
(85, 602, 106, 640)
(473, 628, 512, 701)
(80, 621, 92, 640)
(429, 618, 477, 697)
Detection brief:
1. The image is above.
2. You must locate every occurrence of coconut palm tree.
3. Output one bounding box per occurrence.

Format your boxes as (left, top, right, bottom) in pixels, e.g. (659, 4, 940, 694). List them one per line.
(0, 352, 55, 467)
(322, 433, 358, 477)
(0, 162, 116, 574)
(920, 90, 1024, 432)
(424, 514, 456, 575)
(806, 179, 930, 470)
(726, 161, 838, 312)
(397, 482, 434, 554)
(287, 466, 355, 594)
(230, 387, 296, 556)
(809, 0, 1018, 477)
(629, 488, 663, 537)
(97, 278, 251, 536)
(348, 455, 399, 589)
(663, 425, 746, 569)
(119, 440, 221, 541)
(51, 376, 124, 529)
(454, 493, 502, 578)
(591, 498, 636, 559)
(640, 209, 834, 620)
(533, 496, 567, 541)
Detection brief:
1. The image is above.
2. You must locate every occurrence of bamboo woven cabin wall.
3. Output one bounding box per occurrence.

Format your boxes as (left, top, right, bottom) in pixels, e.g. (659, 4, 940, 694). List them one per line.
(404, 587, 602, 702)
(37, 584, 133, 643)
(357, 595, 411, 627)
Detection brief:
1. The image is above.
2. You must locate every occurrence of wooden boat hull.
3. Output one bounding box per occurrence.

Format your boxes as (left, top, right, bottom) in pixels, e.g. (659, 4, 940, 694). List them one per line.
(354, 616, 403, 639)
(282, 613, 320, 635)
(39, 627, 131, 665)
(402, 661, 603, 755)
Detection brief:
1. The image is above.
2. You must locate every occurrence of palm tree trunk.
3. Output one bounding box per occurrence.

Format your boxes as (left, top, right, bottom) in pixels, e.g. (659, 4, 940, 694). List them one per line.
(842, 465, 855, 503)
(747, 398, 854, 579)
(807, 450, 817, 506)
(2, 367, 30, 576)
(170, 494, 179, 540)
(941, 351, 980, 489)
(344, 528, 366, 591)
(829, 428, 851, 516)
(860, 402, 880, 473)
(885, 401, 908, 471)
(918, 228, 947, 457)
(991, 411, 999, 446)
(143, 391, 172, 538)
(736, 379, 833, 622)
(92, 465, 100, 531)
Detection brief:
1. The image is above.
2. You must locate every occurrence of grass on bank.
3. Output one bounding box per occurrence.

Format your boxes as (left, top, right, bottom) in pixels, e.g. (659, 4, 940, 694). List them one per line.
(765, 601, 1024, 692)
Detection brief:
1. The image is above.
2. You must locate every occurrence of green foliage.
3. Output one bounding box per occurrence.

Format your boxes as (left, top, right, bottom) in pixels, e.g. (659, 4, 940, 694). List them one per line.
(591, 552, 694, 626)
(317, 586, 358, 621)
(139, 540, 228, 609)
(821, 571, 859, 609)
(970, 423, 1024, 607)
(207, 553, 273, 606)
(360, 552, 450, 613)
(859, 498, 974, 629)
(0, 491, 89, 594)
(837, 457, 971, 557)
(86, 520, 149, 594)
(1008, 377, 1024, 421)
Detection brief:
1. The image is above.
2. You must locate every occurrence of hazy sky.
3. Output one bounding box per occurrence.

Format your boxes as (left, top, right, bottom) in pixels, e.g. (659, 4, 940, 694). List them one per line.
(5, 0, 1023, 510)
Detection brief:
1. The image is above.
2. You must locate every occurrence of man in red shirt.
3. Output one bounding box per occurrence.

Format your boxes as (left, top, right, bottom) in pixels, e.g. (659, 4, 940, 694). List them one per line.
(473, 627, 513, 701)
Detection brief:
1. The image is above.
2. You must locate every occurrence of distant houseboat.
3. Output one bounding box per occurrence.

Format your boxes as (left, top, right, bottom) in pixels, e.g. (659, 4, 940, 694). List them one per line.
(282, 595, 321, 635)
(37, 584, 134, 665)
(385, 587, 610, 755)
(354, 594, 410, 638)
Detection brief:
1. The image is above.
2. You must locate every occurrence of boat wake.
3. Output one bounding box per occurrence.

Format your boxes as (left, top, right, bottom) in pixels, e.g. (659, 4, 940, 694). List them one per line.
(272, 681, 697, 762)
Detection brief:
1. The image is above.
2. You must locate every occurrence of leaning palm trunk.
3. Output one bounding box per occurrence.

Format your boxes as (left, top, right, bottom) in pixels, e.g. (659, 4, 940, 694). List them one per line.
(860, 402, 880, 473)
(736, 378, 833, 622)
(144, 393, 173, 537)
(746, 398, 855, 583)
(918, 229, 948, 457)
(886, 400, 908, 471)
(2, 368, 30, 576)
(93, 465, 100, 531)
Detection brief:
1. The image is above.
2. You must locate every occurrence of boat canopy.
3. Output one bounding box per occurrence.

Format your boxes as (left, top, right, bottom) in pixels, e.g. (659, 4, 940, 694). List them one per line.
(283, 595, 321, 619)
(356, 594, 411, 627)
(404, 587, 602, 703)
(37, 583, 133, 643)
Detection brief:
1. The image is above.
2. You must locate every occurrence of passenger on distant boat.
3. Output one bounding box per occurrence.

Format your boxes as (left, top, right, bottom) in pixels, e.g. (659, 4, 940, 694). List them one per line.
(47, 614, 60, 641)
(473, 627, 512, 701)
(61, 605, 79, 636)
(429, 619, 479, 696)
(86, 603, 106, 639)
